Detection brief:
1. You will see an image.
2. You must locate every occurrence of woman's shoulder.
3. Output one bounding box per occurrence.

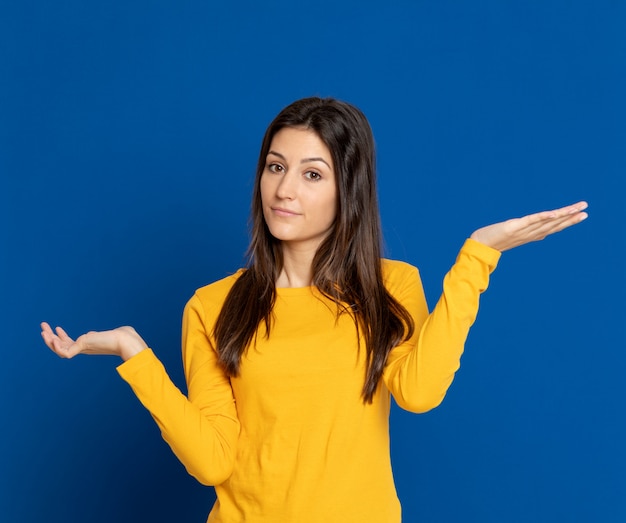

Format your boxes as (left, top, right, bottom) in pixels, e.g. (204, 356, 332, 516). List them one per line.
(191, 269, 246, 307)
(381, 258, 421, 296)
(381, 258, 419, 279)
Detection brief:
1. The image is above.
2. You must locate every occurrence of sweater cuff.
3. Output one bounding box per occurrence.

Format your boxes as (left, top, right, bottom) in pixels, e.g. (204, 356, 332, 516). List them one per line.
(116, 348, 160, 382)
(460, 238, 501, 272)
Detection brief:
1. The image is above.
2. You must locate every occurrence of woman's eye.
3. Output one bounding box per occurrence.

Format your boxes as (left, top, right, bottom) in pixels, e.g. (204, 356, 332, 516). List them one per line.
(304, 171, 322, 181)
(267, 163, 284, 173)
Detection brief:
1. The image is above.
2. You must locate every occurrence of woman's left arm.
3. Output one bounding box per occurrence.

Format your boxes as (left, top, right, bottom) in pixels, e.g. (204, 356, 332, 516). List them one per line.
(383, 201, 588, 413)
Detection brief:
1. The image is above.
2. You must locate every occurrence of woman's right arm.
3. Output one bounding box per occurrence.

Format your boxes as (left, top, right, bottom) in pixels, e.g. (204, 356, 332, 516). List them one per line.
(40, 294, 240, 486)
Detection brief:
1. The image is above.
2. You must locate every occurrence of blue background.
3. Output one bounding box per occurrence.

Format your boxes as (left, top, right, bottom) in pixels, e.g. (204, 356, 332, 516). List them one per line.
(1, 1, 624, 521)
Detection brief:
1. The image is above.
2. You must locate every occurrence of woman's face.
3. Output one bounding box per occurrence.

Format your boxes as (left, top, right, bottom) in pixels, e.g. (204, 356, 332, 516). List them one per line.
(260, 127, 337, 253)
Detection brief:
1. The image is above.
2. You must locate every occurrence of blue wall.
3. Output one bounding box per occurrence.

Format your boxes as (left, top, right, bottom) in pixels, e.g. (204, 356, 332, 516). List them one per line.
(1, 1, 624, 521)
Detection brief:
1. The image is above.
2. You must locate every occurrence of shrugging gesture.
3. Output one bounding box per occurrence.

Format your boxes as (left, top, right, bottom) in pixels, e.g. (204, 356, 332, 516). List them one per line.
(38, 96, 591, 523)
(40, 201, 589, 362)
(470, 201, 588, 252)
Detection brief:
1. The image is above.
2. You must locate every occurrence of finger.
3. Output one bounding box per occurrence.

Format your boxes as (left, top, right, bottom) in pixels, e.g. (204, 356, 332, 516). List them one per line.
(543, 211, 588, 235)
(40, 323, 63, 348)
(523, 211, 588, 242)
(524, 213, 577, 235)
(41, 322, 54, 341)
(541, 201, 588, 219)
(40, 322, 82, 358)
(514, 210, 561, 228)
(521, 201, 589, 225)
(41, 332, 67, 356)
(55, 326, 74, 344)
(516, 204, 588, 235)
(40, 322, 59, 344)
(564, 200, 588, 213)
(40, 329, 56, 350)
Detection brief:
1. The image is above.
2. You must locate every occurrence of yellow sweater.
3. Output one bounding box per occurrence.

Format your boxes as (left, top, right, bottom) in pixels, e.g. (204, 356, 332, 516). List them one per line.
(117, 239, 500, 522)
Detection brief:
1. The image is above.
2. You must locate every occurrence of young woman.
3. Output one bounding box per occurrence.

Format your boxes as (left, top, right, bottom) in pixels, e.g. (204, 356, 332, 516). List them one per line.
(41, 97, 588, 522)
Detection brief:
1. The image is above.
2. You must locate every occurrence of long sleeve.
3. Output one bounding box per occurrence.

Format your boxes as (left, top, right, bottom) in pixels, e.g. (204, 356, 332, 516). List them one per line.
(116, 293, 240, 486)
(383, 238, 501, 413)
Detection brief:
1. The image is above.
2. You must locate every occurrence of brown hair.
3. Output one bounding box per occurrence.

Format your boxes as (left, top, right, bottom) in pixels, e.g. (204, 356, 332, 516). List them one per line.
(213, 97, 414, 402)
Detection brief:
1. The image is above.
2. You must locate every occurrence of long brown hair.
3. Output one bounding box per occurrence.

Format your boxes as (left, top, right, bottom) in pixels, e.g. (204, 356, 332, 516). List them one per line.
(213, 97, 414, 402)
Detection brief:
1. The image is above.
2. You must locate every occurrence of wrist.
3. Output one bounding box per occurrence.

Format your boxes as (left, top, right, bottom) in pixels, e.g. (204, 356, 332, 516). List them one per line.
(470, 230, 505, 252)
(469, 230, 491, 248)
(117, 327, 148, 361)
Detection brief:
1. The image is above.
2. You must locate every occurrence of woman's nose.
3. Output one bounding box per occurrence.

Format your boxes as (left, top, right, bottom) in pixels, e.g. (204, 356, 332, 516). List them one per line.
(276, 172, 297, 199)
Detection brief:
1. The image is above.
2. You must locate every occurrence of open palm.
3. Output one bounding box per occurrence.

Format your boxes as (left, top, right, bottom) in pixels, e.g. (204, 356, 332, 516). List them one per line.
(40, 322, 146, 360)
(470, 201, 588, 252)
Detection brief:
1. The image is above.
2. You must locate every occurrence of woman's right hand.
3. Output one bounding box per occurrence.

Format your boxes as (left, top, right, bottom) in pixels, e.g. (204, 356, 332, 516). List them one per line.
(40, 322, 147, 361)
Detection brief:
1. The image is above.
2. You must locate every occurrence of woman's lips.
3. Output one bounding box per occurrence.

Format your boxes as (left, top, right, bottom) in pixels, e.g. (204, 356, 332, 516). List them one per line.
(271, 207, 300, 217)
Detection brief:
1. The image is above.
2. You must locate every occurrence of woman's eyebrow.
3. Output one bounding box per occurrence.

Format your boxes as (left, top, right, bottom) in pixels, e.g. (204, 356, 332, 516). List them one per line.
(267, 150, 285, 160)
(267, 150, 331, 169)
(301, 157, 331, 168)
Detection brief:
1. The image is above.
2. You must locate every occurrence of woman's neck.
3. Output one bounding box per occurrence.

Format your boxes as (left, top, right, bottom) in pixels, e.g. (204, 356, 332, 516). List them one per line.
(276, 243, 316, 288)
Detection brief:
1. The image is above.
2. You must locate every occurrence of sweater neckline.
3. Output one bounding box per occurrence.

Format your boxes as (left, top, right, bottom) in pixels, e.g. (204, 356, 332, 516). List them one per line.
(275, 285, 315, 297)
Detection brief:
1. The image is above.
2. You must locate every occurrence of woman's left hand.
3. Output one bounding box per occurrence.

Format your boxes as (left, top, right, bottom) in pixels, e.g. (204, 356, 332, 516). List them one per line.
(470, 201, 588, 252)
